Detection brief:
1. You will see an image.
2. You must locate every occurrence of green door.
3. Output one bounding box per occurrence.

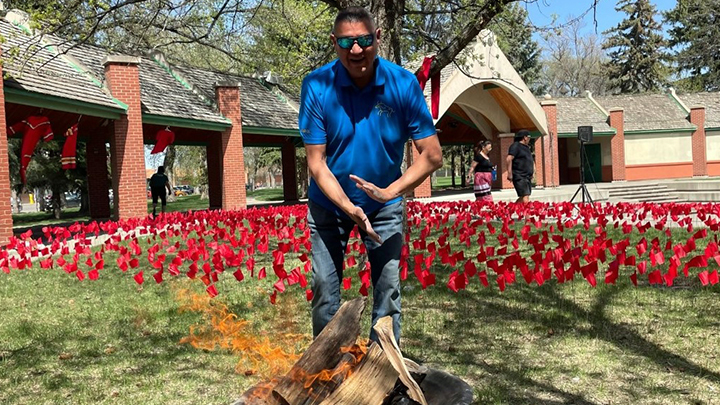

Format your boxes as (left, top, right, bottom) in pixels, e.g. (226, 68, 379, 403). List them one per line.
(583, 143, 603, 183)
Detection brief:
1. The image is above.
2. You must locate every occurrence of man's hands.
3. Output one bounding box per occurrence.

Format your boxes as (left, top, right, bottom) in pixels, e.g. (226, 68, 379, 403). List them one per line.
(350, 175, 396, 203)
(507, 173, 513, 182)
(348, 205, 382, 244)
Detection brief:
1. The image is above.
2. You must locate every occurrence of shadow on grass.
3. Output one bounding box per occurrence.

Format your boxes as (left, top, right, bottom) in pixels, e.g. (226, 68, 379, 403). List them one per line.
(402, 280, 719, 404)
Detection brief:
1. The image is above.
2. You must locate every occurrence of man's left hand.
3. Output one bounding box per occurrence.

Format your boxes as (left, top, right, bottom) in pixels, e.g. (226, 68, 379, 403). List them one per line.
(349, 174, 395, 203)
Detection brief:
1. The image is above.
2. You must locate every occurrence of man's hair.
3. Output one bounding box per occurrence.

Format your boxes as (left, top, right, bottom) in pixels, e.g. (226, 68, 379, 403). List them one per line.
(514, 129, 530, 142)
(333, 6, 375, 33)
(157, 166, 165, 174)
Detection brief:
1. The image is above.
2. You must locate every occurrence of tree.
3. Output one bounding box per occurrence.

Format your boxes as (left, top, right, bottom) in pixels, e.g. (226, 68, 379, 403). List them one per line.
(664, 0, 720, 91)
(11, 1, 600, 86)
(538, 19, 610, 97)
(489, 3, 544, 94)
(23, 139, 88, 219)
(602, 0, 666, 94)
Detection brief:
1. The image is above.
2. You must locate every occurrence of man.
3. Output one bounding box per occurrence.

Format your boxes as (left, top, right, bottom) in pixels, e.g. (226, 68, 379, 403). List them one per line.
(506, 129, 534, 203)
(149, 166, 172, 216)
(299, 6, 442, 344)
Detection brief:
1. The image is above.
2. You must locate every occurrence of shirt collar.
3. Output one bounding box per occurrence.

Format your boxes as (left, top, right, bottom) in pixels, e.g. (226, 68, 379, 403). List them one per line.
(335, 57, 386, 89)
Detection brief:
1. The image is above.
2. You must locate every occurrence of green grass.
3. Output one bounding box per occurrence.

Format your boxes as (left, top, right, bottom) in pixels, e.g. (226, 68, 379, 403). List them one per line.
(247, 188, 284, 201)
(433, 176, 469, 189)
(1, 221, 719, 404)
(148, 195, 208, 214)
(12, 207, 90, 228)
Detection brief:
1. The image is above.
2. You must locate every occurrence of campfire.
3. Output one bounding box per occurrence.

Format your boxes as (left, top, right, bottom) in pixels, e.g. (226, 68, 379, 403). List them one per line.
(232, 298, 473, 405)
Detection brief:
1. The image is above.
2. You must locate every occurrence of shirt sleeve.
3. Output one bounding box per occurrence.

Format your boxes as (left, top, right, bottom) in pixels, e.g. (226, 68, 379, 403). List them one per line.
(298, 77, 327, 145)
(404, 80, 437, 141)
(508, 142, 518, 157)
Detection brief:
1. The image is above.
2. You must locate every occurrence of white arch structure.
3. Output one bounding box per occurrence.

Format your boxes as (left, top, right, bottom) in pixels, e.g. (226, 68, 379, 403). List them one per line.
(433, 30, 548, 137)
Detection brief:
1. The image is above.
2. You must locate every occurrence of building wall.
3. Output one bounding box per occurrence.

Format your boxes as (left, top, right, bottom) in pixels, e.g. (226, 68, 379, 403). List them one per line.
(707, 129, 720, 176)
(562, 136, 613, 183)
(624, 132, 692, 165)
(565, 136, 613, 167)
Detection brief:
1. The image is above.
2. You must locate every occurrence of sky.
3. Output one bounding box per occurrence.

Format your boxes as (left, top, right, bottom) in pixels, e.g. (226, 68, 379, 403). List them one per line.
(525, 0, 677, 41)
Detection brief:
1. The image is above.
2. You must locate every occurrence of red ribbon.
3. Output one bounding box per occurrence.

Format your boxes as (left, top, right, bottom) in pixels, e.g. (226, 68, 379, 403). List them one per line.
(416, 56, 440, 119)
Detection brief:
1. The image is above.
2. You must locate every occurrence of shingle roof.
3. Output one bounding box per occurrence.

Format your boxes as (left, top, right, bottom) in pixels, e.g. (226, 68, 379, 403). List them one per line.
(678, 92, 720, 128)
(172, 65, 299, 130)
(552, 97, 615, 135)
(59, 42, 229, 125)
(594, 93, 695, 132)
(138, 55, 229, 124)
(0, 20, 122, 111)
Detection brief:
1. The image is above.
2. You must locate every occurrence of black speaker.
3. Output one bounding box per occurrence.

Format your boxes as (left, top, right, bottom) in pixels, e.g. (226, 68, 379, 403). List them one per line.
(578, 126, 593, 143)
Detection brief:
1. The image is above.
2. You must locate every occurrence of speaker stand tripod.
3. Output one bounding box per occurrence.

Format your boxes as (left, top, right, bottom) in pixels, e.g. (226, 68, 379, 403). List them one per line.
(570, 140, 594, 204)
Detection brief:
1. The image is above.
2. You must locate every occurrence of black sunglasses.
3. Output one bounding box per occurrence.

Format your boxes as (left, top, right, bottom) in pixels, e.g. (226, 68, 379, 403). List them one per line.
(336, 34, 374, 50)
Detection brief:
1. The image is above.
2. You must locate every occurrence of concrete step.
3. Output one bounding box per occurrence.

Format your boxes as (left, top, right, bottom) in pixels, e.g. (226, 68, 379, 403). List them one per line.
(602, 182, 683, 203)
(603, 184, 662, 192)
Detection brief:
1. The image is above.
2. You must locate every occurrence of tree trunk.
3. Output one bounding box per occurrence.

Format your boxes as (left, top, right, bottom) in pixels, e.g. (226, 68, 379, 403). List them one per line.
(371, 0, 404, 64)
(451, 148, 456, 187)
(297, 153, 309, 199)
(79, 187, 90, 214)
(163, 145, 176, 186)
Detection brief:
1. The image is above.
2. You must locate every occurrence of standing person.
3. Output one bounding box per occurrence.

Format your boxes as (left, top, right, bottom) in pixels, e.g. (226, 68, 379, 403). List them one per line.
(506, 129, 534, 203)
(149, 166, 172, 216)
(467, 140, 495, 202)
(299, 6, 442, 344)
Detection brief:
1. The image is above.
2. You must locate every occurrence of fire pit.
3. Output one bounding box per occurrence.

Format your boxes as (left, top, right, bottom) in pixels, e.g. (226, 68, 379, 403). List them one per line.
(231, 298, 473, 405)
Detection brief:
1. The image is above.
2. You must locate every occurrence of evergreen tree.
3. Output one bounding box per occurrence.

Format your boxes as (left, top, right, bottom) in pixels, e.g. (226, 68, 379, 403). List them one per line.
(602, 0, 667, 93)
(664, 0, 720, 91)
(489, 3, 544, 94)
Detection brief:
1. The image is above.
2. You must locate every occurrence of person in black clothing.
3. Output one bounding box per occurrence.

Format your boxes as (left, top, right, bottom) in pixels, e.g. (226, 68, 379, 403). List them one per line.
(149, 166, 172, 216)
(506, 130, 534, 203)
(467, 140, 495, 201)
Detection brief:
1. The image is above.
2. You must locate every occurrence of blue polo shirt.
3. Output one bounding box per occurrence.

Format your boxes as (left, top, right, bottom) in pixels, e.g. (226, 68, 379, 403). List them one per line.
(299, 57, 436, 215)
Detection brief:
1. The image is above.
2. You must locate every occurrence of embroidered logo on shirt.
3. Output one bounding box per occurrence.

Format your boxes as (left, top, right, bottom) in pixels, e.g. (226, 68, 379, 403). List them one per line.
(375, 102, 394, 117)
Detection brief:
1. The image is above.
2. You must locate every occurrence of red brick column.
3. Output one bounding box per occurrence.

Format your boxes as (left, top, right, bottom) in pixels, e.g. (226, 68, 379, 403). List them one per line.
(690, 106, 707, 177)
(499, 134, 515, 189)
(281, 140, 298, 201)
(0, 48, 13, 243)
(86, 132, 111, 218)
(103, 56, 147, 219)
(540, 100, 560, 187)
(215, 82, 246, 210)
(412, 143, 432, 198)
(608, 108, 626, 182)
(206, 135, 222, 209)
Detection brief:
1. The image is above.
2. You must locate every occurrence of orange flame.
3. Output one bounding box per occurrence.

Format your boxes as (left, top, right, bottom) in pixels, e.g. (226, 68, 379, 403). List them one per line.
(175, 288, 304, 377)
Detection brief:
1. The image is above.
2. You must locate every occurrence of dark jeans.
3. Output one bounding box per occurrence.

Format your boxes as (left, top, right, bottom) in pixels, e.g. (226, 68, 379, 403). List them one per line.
(307, 200, 403, 344)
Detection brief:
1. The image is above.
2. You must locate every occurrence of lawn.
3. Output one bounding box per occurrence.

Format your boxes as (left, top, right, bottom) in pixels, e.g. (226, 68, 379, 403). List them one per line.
(149, 194, 208, 213)
(1, 201, 719, 404)
(12, 207, 90, 228)
(433, 176, 470, 189)
(247, 188, 285, 201)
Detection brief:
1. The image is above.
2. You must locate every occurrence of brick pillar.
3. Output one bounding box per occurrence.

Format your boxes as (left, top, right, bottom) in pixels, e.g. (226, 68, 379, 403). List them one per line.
(215, 82, 246, 210)
(206, 136, 222, 209)
(499, 134, 515, 189)
(690, 106, 707, 177)
(86, 132, 111, 218)
(412, 143, 432, 198)
(534, 136, 545, 187)
(281, 140, 298, 201)
(0, 48, 13, 243)
(103, 56, 147, 219)
(540, 100, 560, 187)
(608, 108, 626, 182)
